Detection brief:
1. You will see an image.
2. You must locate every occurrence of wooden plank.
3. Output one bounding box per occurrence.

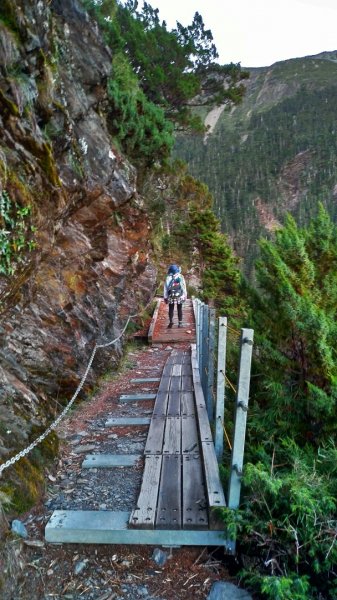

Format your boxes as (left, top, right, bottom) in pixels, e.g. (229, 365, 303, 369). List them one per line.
(167, 390, 181, 416)
(156, 455, 181, 529)
(196, 401, 213, 442)
(144, 417, 165, 454)
(170, 376, 181, 393)
(191, 343, 197, 363)
(157, 376, 171, 393)
(182, 454, 208, 530)
(192, 339, 226, 527)
(181, 392, 195, 416)
(172, 351, 184, 364)
(181, 375, 193, 392)
(165, 353, 175, 365)
(181, 416, 199, 454)
(182, 362, 192, 376)
(182, 351, 191, 365)
(202, 441, 226, 513)
(163, 417, 181, 454)
(129, 455, 162, 529)
(166, 350, 181, 364)
(192, 364, 213, 442)
(193, 370, 204, 401)
(162, 363, 174, 376)
(152, 391, 169, 416)
(172, 364, 182, 377)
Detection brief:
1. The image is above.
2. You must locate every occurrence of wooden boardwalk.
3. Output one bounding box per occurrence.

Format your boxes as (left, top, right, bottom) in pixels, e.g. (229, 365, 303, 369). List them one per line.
(46, 301, 231, 548)
(148, 299, 196, 344)
(129, 347, 226, 531)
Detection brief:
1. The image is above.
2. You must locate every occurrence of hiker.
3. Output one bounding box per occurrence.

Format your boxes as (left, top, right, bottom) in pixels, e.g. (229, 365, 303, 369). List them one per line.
(163, 264, 187, 328)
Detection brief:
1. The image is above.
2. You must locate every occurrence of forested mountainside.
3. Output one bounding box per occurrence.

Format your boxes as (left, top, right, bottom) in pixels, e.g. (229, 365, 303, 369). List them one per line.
(175, 51, 337, 274)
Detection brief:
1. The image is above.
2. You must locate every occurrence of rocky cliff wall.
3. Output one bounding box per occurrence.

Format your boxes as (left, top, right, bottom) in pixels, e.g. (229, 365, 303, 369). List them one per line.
(0, 0, 155, 498)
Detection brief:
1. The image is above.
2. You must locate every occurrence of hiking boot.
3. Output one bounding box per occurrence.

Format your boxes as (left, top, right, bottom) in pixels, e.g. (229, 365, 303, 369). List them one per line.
(178, 321, 183, 328)
(167, 322, 173, 329)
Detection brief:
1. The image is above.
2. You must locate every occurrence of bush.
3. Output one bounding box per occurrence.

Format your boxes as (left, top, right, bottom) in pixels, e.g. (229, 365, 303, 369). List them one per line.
(107, 53, 174, 165)
(0, 191, 36, 276)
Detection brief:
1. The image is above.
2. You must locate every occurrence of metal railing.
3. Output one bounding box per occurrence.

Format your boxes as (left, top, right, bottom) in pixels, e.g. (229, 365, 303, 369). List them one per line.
(193, 298, 254, 510)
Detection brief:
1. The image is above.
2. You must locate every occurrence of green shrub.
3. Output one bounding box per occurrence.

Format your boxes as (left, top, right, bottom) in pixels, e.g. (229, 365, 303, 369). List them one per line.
(107, 54, 173, 165)
(0, 191, 37, 276)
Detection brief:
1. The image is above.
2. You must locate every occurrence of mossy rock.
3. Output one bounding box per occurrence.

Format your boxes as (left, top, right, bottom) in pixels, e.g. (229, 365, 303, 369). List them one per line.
(38, 142, 61, 187)
(0, 431, 59, 514)
(0, 1, 20, 36)
(0, 458, 43, 514)
(0, 88, 20, 117)
(19, 137, 61, 187)
(30, 429, 59, 462)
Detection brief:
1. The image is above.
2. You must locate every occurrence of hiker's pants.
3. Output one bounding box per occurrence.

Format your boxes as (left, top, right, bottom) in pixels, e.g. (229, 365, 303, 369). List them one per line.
(169, 301, 183, 323)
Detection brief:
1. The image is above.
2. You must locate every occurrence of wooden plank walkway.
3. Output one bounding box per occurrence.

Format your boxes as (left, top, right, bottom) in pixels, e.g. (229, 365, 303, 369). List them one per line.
(45, 305, 229, 547)
(148, 299, 196, 344)
(129, 348, 226, 532)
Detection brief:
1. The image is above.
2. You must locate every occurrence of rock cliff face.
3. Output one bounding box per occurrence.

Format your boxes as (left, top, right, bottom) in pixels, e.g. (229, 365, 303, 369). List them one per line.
(0, 0, 155, 489)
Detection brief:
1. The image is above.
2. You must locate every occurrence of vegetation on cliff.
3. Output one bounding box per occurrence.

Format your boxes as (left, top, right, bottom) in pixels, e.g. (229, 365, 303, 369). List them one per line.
(140, 160, 246, 318)
(0, 191, 36, 276)
(83, 0, 247, 162)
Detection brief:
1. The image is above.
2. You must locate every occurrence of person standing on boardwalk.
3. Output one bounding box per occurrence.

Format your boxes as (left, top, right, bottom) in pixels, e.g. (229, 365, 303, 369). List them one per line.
(163, 264, 187, 328)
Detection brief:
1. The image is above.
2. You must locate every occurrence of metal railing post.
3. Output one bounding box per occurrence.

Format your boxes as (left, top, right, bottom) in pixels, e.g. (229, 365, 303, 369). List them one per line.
(201, 304, 209, 398)
(206, 308, 216, 423)
(198, 301, 204, 369)
(227, 328, 254, 509)
(215, 316, 227, 461)
(196, 299, 201, 363)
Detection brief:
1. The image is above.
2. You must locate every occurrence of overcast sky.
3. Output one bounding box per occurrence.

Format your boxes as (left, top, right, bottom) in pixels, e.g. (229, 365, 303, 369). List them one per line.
(144, 0, 337, 67)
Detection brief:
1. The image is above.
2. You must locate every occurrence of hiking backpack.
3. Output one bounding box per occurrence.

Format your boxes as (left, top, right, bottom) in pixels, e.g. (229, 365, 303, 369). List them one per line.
(168, 275, 183, 299)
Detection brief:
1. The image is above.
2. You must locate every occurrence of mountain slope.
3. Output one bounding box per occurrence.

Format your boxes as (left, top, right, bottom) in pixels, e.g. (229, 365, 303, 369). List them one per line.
(174, 51, 337, 274)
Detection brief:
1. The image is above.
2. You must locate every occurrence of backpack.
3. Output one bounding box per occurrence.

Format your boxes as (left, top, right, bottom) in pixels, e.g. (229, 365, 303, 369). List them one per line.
(168, 275, 183, 299)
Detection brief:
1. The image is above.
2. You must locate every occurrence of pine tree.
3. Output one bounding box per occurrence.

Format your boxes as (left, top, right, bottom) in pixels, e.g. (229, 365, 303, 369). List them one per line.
(252, 204, 337, 444)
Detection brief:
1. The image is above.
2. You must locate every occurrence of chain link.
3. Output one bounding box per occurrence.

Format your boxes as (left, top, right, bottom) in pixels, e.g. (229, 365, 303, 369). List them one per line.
(0, 311, 140, 477)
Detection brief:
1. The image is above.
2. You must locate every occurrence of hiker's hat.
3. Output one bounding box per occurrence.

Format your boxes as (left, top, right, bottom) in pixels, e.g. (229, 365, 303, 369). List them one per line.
(168, 264, 179, 274)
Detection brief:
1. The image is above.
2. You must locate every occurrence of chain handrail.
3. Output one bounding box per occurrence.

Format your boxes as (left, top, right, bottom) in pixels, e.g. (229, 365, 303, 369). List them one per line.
(0, 311, 140, 477)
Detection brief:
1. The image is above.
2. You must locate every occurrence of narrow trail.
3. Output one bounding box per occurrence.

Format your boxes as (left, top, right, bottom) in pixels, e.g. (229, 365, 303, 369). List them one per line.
(3, 340, 237, 600)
